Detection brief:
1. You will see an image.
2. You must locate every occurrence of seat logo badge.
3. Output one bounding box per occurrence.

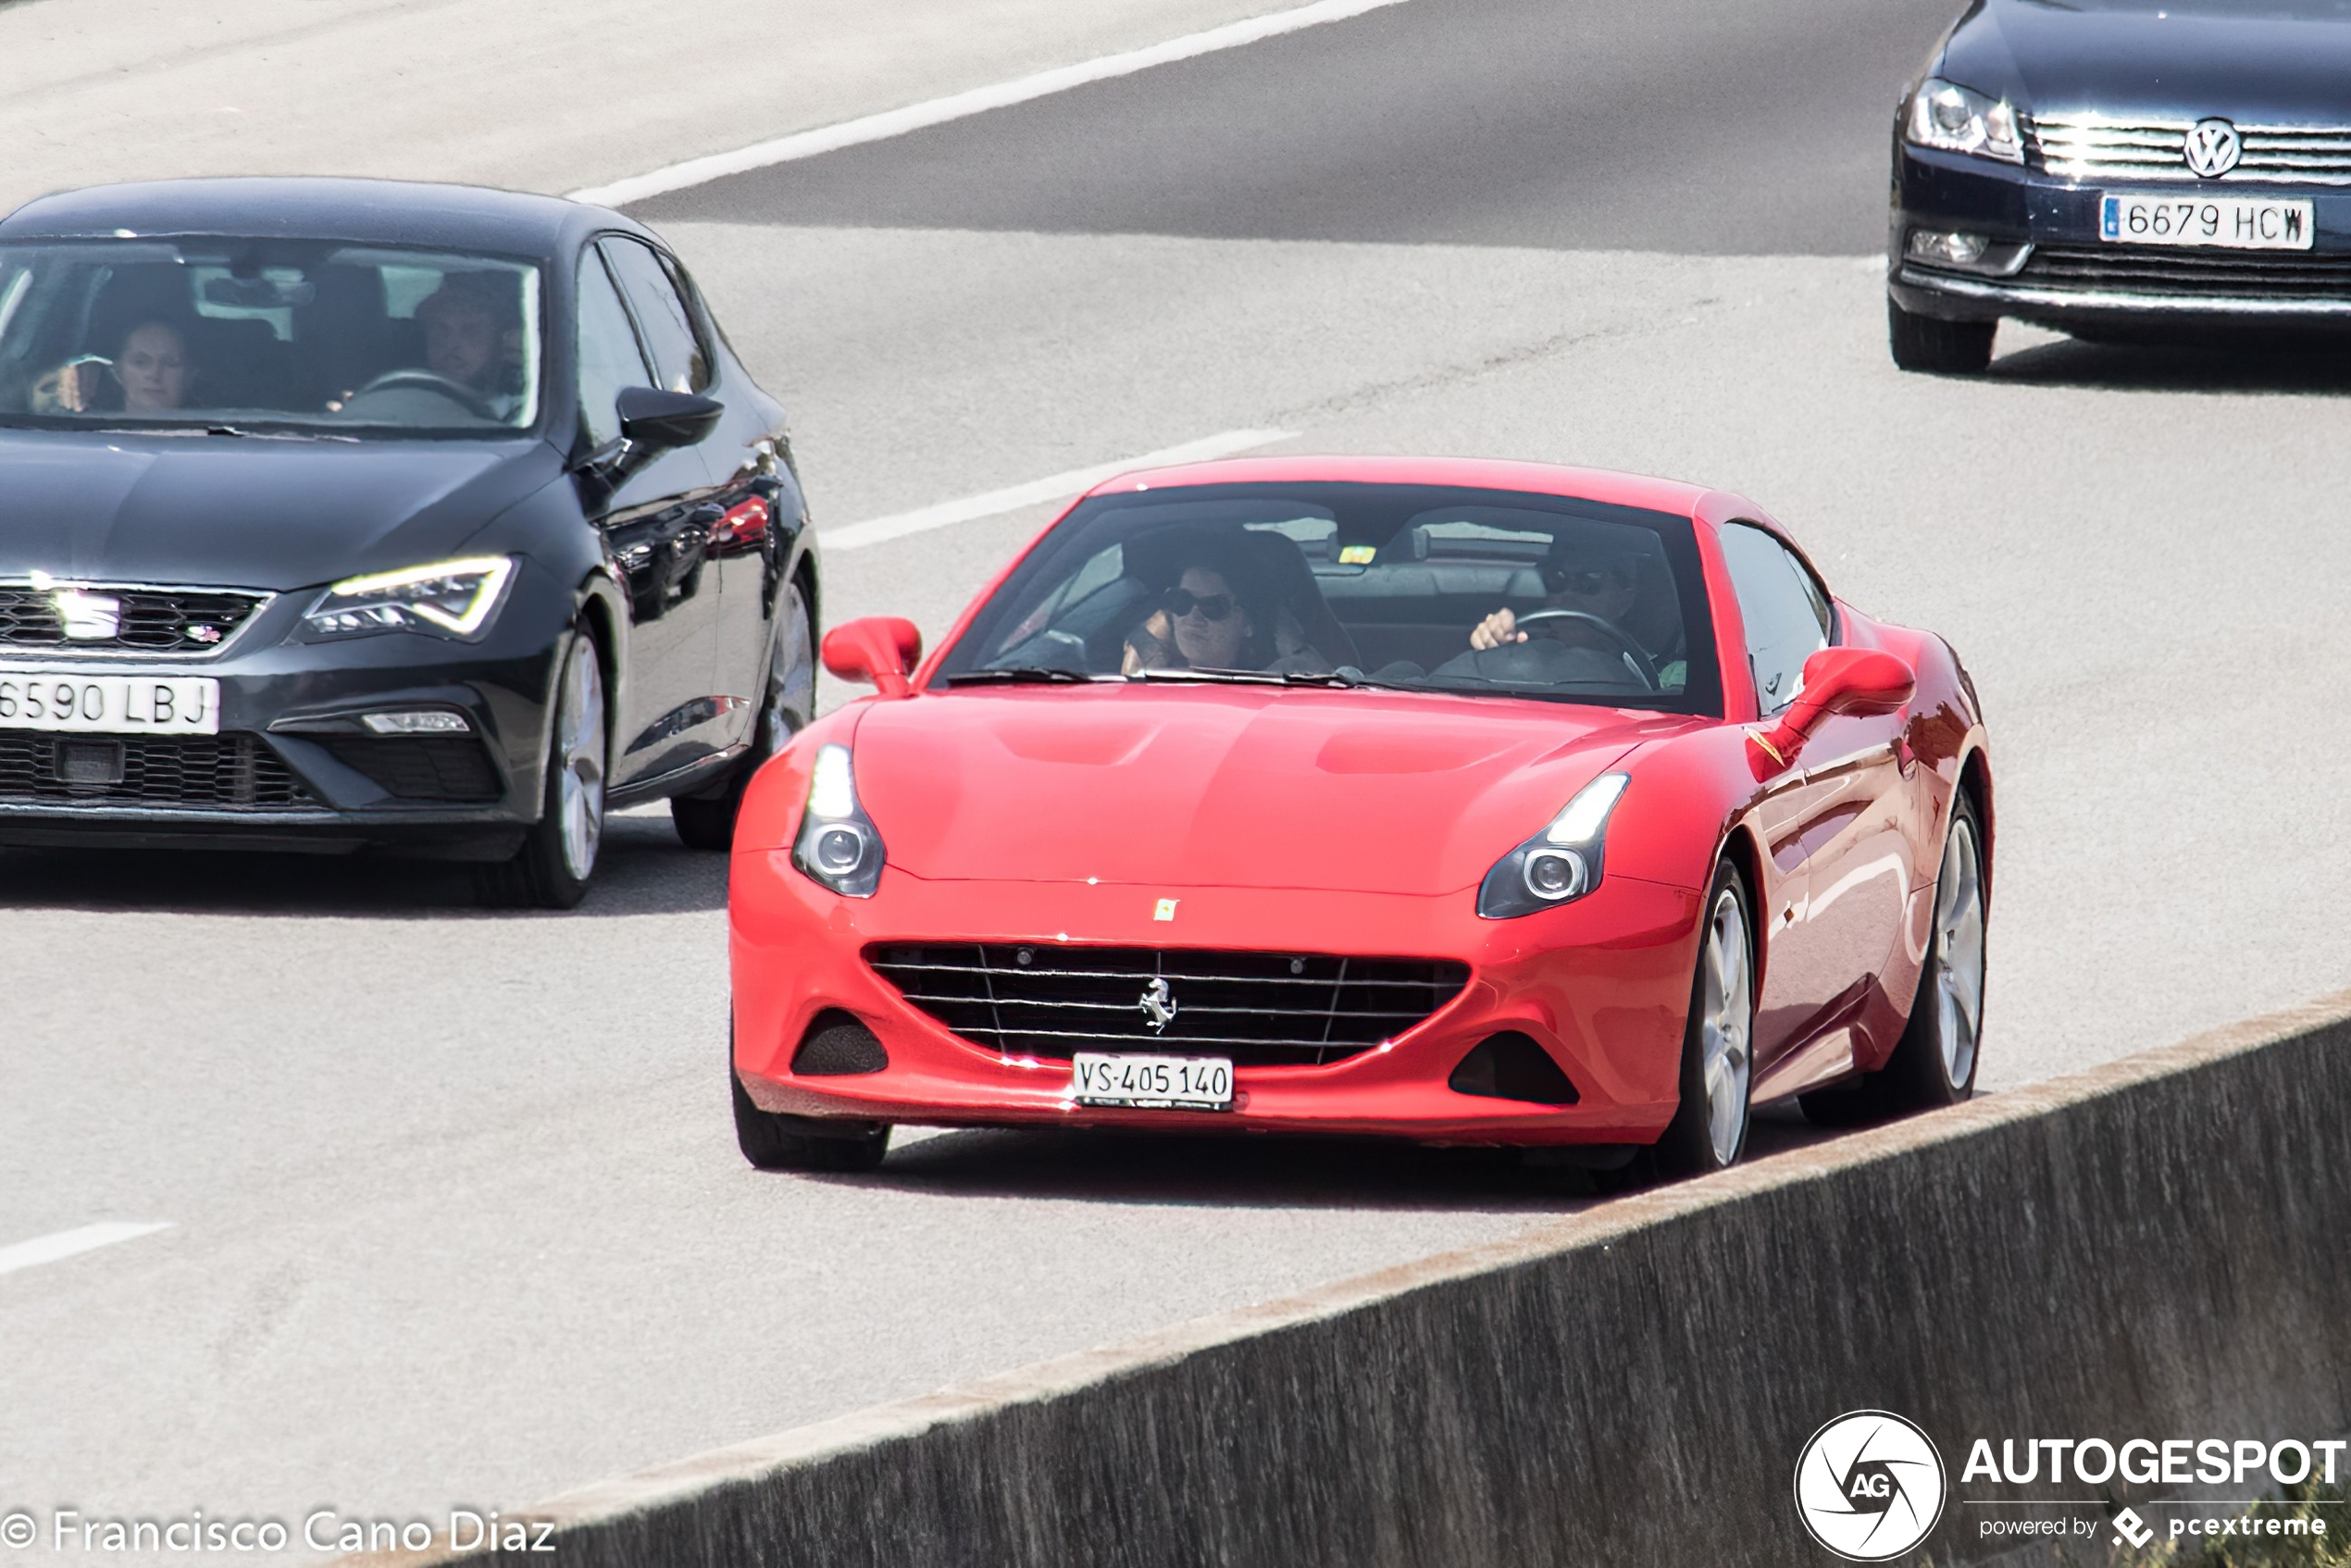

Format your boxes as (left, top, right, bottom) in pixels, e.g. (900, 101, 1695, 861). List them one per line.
(53, 589, 122, 641)
(2183, 118, 2242, 179)
(1138, 977, 1177, 1033)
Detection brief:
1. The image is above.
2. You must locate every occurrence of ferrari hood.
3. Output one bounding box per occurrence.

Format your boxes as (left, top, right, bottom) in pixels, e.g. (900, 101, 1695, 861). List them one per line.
(0, 429, 562, 592)
(852, 686, 1693, 897)
(1948, 0, 2351, 123)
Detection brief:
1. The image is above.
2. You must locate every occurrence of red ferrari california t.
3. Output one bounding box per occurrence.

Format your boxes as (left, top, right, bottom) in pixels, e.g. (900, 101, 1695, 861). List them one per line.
(728, 456, 1990, 1177)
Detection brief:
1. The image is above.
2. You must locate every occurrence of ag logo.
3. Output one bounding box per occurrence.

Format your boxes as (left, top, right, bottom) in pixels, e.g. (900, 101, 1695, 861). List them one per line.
(1793, 1410, 1947, 1561)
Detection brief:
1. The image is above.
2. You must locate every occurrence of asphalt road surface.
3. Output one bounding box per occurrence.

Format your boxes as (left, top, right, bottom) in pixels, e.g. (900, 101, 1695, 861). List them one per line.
(11, 0, 2351, 1555)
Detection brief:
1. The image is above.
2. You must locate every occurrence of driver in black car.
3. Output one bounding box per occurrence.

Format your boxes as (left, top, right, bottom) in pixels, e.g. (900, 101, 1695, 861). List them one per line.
(413, 272, 524, 417)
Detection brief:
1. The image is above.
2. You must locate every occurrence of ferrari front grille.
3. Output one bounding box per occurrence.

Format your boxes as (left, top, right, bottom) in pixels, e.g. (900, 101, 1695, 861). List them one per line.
(2016, 245, 2351, 300)
(0, 582, 270, 654)
(0, 732, 317, 811)
(2027, 114, 2351, 185)
(866, 943, 1470, 1067)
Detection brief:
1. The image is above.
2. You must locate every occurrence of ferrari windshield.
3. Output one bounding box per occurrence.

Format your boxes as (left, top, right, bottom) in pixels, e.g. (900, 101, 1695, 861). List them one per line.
(0, 238, 542, 436)
(933, 481, 1723, 714)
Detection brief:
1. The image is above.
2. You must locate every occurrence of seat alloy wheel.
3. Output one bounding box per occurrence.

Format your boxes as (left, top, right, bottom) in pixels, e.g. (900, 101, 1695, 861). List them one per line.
(479, 622, 607, 909)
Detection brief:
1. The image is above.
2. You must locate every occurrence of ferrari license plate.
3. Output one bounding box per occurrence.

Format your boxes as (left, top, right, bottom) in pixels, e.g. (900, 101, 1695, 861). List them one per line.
(2100, 193, 2314, 250)
(0, 666, 220, 735)
(1071, 1052, 1234, 1111)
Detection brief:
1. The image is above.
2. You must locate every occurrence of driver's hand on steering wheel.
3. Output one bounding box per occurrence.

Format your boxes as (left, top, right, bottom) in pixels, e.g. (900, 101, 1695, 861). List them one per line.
(1470, 608, 1527, 651)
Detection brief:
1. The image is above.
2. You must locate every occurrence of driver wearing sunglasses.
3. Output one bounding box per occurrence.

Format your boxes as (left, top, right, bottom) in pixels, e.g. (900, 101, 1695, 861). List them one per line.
(1467, 552, 1641, 653)
(1122, 565, 1261, 674)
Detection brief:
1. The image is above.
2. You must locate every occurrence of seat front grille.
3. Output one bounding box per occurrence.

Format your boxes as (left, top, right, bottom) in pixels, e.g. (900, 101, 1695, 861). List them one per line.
(2028, 114, 2351, 185)
(867, 943, 1470, 1067)
(2017, 244, 2351, 301)
(0, 733, 317, 811)
(0, 583, 269, 653)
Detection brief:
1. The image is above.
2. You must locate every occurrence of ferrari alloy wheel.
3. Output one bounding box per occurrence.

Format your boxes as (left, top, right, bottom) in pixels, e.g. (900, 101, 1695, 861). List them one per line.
(729, 1024, 889, 1173)
(479, 624, 607, 909)
(676, 579, 815, 852)
(1882, 794, 1987, 1109)
(1658, 861, 1756, 1176)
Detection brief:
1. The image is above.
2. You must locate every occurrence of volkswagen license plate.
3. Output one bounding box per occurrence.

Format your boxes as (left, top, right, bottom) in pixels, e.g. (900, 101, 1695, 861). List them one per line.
(1070, 1052, 1234, 1111)
(0, 666, 220, 735)
(2100, 193, 2314, 250)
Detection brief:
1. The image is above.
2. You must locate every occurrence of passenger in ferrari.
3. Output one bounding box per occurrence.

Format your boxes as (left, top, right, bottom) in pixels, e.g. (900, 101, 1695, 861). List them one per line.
(1121, 561, 1267, 673)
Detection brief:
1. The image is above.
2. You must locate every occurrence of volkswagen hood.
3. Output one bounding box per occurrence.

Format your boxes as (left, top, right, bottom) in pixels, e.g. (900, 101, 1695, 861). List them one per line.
(1947, 0, 2351, 123)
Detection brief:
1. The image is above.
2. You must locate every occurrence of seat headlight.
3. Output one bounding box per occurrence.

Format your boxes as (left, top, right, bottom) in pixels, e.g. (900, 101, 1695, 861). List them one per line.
(301, 556, 516, 641)
(1477, 773, 1629, 920)
(791, 743, 886, 898)
(1905, 78, 2023, 165)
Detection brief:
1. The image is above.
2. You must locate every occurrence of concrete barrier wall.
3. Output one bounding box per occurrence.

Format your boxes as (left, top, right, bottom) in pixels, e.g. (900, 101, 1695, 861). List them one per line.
(373, 996, 2351, 1567)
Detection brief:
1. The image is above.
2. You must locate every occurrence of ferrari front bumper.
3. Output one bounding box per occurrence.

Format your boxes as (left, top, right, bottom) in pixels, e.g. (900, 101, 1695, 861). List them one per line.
(728, 855, 1708, 1146)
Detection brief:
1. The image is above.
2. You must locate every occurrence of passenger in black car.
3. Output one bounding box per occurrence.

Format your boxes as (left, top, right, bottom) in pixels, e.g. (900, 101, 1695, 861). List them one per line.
(31, 317, 199, 415)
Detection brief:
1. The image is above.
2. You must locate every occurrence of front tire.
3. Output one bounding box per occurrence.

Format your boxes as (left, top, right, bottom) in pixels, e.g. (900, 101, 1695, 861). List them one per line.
(730, 1027, 889, 1173)
(479, 624, 607, 909)
(1888, 297, 1996, 375)
(675, 578, 815, 852)
(1654, 860, 1757, 1177)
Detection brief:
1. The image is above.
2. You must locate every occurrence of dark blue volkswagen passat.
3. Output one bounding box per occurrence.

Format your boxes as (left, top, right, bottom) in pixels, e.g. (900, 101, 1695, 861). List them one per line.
(1887, 0, 2351, 372)
(0, 178, 819, 904)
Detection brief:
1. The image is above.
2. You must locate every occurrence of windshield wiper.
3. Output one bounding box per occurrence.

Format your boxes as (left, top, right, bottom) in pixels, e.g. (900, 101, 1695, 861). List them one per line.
(201, 424, 359, 442)
(945, 666, 1104, 686)
(1130, 666, 1399, 691)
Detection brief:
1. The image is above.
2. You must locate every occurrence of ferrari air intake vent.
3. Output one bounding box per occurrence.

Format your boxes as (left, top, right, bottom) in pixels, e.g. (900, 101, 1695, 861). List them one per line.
(866, 944, 1470, 1068)
(0, 582, 270, 654)
(1449, 1030, 1579, 1105)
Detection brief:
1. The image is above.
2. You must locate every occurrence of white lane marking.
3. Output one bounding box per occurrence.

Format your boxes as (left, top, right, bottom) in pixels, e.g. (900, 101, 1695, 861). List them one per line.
(567, 0, 1415, 208)
(0, 1221, 171, 1279)
(819, 428, 1293, 553)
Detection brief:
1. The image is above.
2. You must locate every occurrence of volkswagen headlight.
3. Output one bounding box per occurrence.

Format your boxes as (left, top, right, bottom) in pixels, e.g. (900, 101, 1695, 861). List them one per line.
(1905, 78, 2023, 164)
(791, 743, 886, 898)
(1477, 773, 1629, 920)
(301, 556, 516, 641)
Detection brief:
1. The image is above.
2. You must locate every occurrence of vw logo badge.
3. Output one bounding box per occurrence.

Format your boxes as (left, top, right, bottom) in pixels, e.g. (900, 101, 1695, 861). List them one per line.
(1137, 977, 1177, 1033)
(2183, 118, 2242, 179)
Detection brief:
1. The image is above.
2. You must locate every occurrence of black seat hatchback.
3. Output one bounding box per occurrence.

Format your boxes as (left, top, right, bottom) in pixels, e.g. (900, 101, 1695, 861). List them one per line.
(0, 177, 819, 904)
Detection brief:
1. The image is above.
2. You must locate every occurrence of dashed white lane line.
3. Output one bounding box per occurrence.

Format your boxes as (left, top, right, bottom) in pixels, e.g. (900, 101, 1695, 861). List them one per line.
(818, 428, 1294, 553)
(0, 1221, 171, 1279)
(566, 0, 1415, 208)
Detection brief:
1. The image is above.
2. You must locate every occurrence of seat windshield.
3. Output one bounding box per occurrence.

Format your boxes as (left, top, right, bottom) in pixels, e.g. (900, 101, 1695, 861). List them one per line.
(933, 481, 1723, 715)
(0, 238, 543, 436)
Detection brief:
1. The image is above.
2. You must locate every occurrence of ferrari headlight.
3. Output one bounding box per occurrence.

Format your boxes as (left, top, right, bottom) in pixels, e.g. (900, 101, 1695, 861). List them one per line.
(1477, 773, 1629, 920)
(1905, 78, 2023, 164)
(791, 743, 886, 898)
(302, 556, 516, 641)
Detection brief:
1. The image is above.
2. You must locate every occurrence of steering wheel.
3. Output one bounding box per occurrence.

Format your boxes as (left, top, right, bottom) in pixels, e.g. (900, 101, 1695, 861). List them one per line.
(1509, 609, 1661, 691)
(348, 368, 500, 421)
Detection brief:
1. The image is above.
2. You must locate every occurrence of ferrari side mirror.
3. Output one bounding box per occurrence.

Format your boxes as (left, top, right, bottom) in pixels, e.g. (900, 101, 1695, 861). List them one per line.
(822, 616, 924, 699)
(1747, 647, 1915, 778)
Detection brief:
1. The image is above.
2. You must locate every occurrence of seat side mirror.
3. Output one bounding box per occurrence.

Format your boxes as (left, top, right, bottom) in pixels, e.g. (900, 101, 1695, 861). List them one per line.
(616, 385, 724, 453)
(822, 616, 924, 699)
(1747, 647, 1915, 778)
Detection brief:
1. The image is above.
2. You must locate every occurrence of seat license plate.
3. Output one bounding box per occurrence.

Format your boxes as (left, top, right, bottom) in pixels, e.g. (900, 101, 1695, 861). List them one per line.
(2100, 193, 2314, 250)
(0, 666, 220, 735)
(1070, 1052, 1234, 1111)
